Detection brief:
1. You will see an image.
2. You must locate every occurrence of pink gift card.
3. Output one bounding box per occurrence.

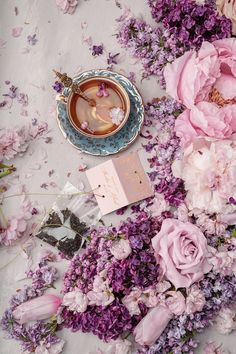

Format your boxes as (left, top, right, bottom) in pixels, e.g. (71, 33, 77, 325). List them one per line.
(86, 152, 153, 215)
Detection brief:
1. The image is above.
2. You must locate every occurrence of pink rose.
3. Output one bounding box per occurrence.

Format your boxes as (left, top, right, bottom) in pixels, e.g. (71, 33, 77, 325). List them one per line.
(185, 285, 206, 315)
(217, 0, 236, 35)
(134, 305, 173, 346)
(110, 239, 131, 260)
(172, 137, 236, 216)
(175, 102, 236, 147)
(152, 219, 212, 288)
(165, 291, 186, 316)
(55, 0, 78, 14)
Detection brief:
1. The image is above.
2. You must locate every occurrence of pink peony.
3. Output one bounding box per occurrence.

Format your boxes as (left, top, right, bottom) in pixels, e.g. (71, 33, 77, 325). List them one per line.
(152, 219, 212, 288)
(164, 41, 220, 109)
(62, 288, 88, 312)
(13, 295, 61, 324)
(217, 0, 236, 35)
(172, 136, 236, 216)
(165, 291, 186, 316)
(134, 305, 173, 346)
(185, 285, 206, 315)
(164, 38, 236, 146)
(175, 102, 236, 147)
(55, 0, 78, 14)
(215, 307, 236, 334)
(110, 239, 131, 260)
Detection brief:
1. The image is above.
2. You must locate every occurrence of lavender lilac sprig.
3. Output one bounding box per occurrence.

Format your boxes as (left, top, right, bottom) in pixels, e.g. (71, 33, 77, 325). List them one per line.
(147, 0, 232, 49)
(142, 97, 185, 208)
(117, 17, 186, 88)
(146, 272, 236, 354)
(1, 255, 61, 352)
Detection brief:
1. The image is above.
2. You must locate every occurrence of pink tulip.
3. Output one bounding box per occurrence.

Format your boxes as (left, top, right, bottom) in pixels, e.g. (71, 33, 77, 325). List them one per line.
(134, 305, 173, 346)
(13, 295, 62, 324)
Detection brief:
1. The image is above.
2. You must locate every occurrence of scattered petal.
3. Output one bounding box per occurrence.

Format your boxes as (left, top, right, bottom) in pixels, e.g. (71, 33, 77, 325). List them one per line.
(12, 27, 23, 38)
(78, 164, 87, 172)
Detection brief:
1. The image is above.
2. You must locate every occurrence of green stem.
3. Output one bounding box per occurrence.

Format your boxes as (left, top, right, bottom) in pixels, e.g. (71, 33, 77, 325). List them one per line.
(0, 169, 13, 178)
(0, 207, 8, 228)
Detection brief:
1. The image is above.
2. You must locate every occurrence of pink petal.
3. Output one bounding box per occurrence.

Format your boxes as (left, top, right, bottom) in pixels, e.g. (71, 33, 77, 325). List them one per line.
(12, 27, 23, 38)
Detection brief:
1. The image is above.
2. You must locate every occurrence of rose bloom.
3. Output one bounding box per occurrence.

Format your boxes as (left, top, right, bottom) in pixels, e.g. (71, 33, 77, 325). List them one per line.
(152, 219, 212, 289)
(172, 136, 236, 215)
(217, 0, 236, 35)
(164, 38, 236, 146)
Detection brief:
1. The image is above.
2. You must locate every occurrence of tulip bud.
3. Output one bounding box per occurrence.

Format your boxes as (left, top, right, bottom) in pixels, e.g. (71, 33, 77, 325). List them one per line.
(13, 294, 61, 324)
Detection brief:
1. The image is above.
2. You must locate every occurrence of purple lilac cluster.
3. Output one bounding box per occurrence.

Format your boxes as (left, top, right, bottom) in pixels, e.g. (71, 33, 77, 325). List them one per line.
(142, 98, 185, 207)
(61, 299, 134, 341)
(1, 256, 60, 352)
(117, 17, 186, 88)
(61, 212, 160, 340)
(147, 0, 232, 48)
(146, 272, 236, 354)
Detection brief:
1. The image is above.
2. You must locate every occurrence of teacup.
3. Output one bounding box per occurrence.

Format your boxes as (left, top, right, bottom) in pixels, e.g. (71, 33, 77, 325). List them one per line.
(65, 76, 130, 139)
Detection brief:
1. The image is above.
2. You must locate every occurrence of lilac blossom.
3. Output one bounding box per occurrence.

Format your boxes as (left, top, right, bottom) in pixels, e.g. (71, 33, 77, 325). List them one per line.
(117, 17, 185, 88)
(91, 44, 104, 56)
(147, 0, 232, 48)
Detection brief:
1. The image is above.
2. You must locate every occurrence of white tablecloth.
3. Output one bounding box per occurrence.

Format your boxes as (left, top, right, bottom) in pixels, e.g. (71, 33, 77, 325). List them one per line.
(0, 1, 235, 353)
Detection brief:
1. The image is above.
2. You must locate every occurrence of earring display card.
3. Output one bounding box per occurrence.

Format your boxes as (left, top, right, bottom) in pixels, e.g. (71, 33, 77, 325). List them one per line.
(86, 152, 153, 215)
(35, 182, 102, 257)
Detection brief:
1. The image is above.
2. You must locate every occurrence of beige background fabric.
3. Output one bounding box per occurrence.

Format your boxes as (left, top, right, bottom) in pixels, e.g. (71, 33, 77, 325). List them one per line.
(0, 0, 235, 353)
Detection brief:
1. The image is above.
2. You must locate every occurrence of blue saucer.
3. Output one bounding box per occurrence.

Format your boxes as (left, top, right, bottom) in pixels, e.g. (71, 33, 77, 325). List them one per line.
(56, 69, 144, 156)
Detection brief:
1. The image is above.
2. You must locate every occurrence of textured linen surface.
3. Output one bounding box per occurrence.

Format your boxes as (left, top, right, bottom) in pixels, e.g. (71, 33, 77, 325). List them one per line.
(0, 1, 234, 353)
